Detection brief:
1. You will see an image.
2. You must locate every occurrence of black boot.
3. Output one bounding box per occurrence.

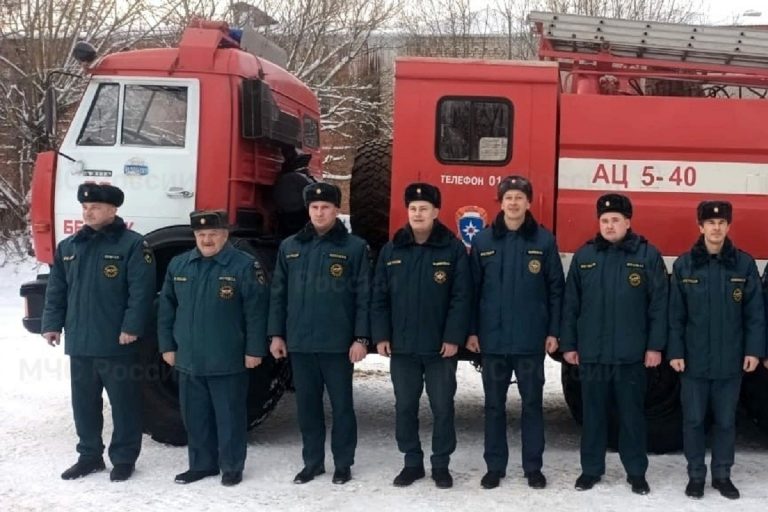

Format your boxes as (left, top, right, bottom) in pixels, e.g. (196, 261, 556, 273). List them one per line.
(110, 463, 135, 482)
(526, 470, 547, 489)
(575, 474, 601, 491)
(293, 465, 325, 484)
(332, 467, 352, 485)
(480, 471, 504, 489)
(174, 469, 219, 484)
(393, 465, 425, 487)
(685, 479, 705, 499)
(627, 475, 650, 495)
(431, 468, 453, 489)
(221, 471, 243, 486)
(61, 458, 106, 480)
(712, 478, 740, 500)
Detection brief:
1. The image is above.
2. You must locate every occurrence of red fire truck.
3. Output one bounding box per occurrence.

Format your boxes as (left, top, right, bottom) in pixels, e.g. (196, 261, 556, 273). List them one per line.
(350, 12, 768, 452)
(20, 20, 323, 445)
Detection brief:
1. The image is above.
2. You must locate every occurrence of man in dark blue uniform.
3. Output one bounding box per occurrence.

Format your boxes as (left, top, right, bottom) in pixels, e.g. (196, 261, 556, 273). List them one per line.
(268, 182, 371, 485)
(466, 176, 564, 490)
(561, 193, 668, 495)
(41, 183, 155, 482)
(669, 201, 765, 500)
(372, 183, 471, 489)
(158, 210, 269, 486)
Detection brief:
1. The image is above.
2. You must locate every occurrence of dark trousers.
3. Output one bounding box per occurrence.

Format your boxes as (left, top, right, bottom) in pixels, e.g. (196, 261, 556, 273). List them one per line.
(681, 375, 741, 480)
(69, 354, 142, 465)
(290, 352, 356, 469)
(390, 354, 458, 469)
(580, 363, 648, 477)
(482, 353, 545, 474)
(178, 371, 249, 472)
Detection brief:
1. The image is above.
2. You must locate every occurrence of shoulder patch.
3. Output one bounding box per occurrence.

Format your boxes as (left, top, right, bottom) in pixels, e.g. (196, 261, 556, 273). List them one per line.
(142, 241, 154, 265)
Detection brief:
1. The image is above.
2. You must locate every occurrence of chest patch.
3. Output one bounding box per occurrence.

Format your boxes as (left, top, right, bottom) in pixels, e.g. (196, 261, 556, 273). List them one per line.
(433, 269, 448, 284)
(330, 263, 344, 278)
(386, 259, 402, 266)
(103, 264, 119, 279)
(480, 250, 495, 257)
(681, 278, 699, 284)
(528, 259, 541, 274)
(219, 284, 235, 300)
(62, 254, 76, 262)
(580, 262, 596, 270)
(732, 288, 743, 303)
(286, 252, 300, 260)
(527, 249, 543, 256)
(628, 272, 642, 287)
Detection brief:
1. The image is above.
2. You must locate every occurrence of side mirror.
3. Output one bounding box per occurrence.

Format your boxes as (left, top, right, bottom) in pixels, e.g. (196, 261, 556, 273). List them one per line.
(43, 84, 57, 139)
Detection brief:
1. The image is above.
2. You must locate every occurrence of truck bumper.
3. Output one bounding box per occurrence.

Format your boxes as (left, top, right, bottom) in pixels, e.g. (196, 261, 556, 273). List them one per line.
(20, 274, 49, 334)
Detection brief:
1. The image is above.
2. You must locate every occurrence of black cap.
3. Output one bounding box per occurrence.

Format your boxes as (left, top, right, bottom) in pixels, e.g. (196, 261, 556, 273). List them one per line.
(404, 182, 441, 208)
(303, 182, 341, 208)
(596, 193, 633, 219)
(497, 175, 533, 201)
(697, 200, 732, 223)
(77, 183, 124, 207)
(190, 210, 229, 230)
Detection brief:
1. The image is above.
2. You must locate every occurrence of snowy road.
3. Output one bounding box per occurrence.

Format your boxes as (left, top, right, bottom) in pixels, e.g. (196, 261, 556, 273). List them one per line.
(1, 261, 766, 511)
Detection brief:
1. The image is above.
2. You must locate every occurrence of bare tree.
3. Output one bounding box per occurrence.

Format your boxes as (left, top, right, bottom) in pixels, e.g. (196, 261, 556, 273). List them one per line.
(0, 0, 178, 235)
(534, 0, 704, 23)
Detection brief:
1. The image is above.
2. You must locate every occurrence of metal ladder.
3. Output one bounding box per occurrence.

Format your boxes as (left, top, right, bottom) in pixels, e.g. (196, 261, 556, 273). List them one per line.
(528, 11, 768, 70)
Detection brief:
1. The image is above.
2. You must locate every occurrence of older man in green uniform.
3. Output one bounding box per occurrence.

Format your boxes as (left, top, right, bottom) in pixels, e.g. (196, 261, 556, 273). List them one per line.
(372, 183, 471, 489)
(561, 193, 668, 495)
(269, 182, 371, 485)
(158, 210, 269, 486)
(42, 183, 155, 482)
(669, 201, 765, 500)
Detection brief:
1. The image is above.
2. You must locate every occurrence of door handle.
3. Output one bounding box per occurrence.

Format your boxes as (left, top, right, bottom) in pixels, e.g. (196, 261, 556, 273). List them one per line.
(166, 186, 194, 198)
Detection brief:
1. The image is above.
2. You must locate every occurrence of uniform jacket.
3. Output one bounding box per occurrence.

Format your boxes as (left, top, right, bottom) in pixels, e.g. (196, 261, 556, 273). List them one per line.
(560, 231, 668, 364)
(668, 236, 766, 379)
(371, 220, 471, 354)
(158, 242, 269, 376)
(469, 211, 564, 355)
(268, 219, 371, 353)
(41, 217, 155, 357)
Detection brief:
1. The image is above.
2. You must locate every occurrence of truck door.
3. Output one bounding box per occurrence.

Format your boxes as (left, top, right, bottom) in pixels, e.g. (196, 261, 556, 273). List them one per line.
(54, 77, 200, 240)
(390, 58, 559, 245)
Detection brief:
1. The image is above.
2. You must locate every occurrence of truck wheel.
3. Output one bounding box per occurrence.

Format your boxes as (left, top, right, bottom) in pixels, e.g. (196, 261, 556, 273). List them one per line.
(350, 139, 392, 258)
(740, 365, 768, 434)
(140, 240, 290, 446)
(561, 362, 683, 454)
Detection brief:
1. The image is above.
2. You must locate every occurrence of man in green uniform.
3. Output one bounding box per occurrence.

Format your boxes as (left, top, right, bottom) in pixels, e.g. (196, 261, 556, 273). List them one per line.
(561, 193, 668, 495)
(268, 182, 371, 485)
(158, 210, 269, 486)
(372, 183, 471, 489)
(42, 183, 155, 482)
(466, 176, 564, 490)
(669, 201, 765, 500)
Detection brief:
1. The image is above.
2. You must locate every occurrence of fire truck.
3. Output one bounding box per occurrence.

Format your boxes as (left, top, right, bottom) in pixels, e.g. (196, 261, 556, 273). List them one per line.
(20, 20, 323, 445)
(349, 12, 768, 452)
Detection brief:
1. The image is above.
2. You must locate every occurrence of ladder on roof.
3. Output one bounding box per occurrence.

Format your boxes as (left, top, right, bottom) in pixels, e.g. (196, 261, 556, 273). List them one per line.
(528, 11, 768, 70)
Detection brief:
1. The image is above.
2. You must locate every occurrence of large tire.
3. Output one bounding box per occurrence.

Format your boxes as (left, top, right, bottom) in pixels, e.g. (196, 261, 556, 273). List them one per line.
(140, 239, 290, 446)
(350, 139, 392, 258)
(561, 362, 683, 454)
(740, 364, 768, 434)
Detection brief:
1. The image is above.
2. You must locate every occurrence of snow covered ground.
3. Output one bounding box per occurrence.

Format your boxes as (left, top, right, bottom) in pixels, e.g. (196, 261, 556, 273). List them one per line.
(1, 260, 767, 511)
